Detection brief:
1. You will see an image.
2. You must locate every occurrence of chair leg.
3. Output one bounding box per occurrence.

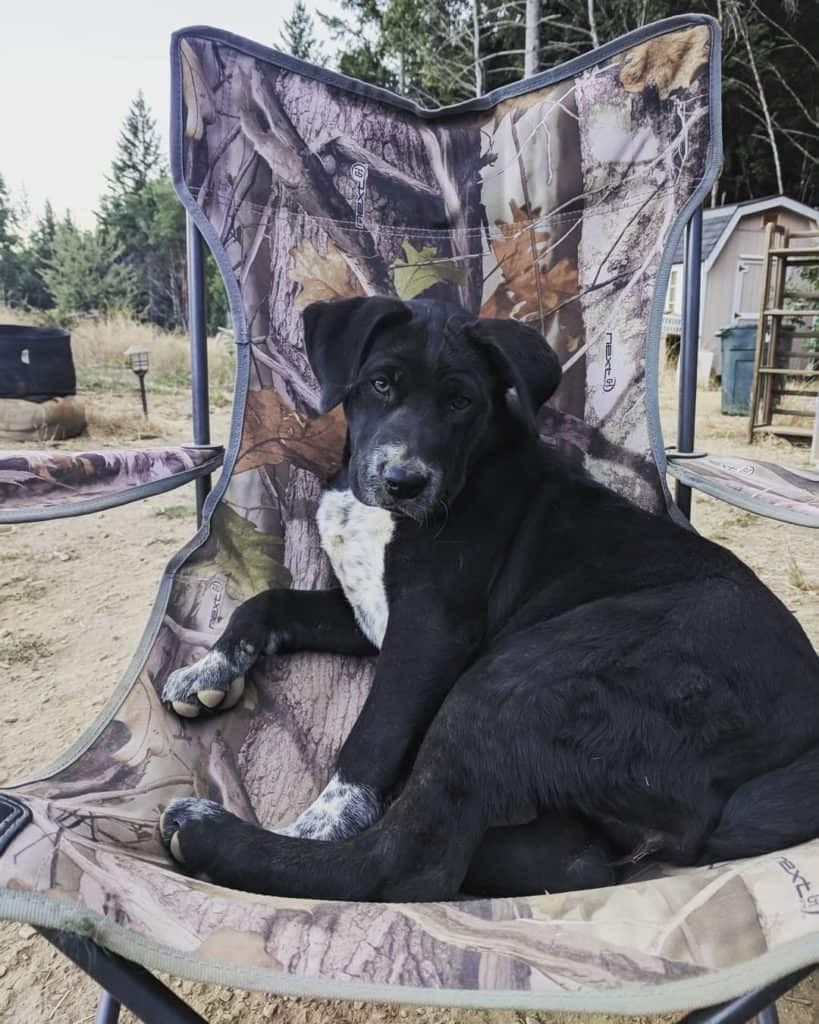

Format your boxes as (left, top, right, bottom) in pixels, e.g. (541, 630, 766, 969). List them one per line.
(675, 204, 704, 521)
(38, 927, 207, 1023)
(95, 990, 121, 1024)
(678, 964, 814, 1024)
(753, 1005, 779, 1024)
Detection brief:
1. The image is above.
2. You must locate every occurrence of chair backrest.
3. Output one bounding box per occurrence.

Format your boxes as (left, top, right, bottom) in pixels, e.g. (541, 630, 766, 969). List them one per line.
(160, 14, 720, 820)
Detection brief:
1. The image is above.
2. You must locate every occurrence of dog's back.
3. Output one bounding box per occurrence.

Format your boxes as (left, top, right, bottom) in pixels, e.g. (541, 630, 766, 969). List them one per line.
(469, 436, 819, 864)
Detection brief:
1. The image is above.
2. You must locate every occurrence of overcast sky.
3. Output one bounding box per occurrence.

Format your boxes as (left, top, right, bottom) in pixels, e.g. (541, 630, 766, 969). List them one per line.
(1, 1, 339, 231)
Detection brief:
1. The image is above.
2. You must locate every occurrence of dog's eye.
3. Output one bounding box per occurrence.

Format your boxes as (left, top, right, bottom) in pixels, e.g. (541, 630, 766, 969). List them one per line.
(450, 395, 472, 411)
(371, 376, 391, 395)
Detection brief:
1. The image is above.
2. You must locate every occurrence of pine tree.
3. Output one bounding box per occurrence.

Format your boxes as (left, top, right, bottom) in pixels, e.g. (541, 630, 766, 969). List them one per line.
(108, 90, 163, 195)
(322, 0, 524, 105)
(0, 173, 26, 304)
(280, 0, 323, 61)
(42, 215, 136, 316)
(19, 200, 58, 309)
(101, 92, 168, 323)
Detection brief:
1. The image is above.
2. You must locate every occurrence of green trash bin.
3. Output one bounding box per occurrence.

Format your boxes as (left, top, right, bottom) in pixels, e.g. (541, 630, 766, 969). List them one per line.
(719, 322, 758, 415)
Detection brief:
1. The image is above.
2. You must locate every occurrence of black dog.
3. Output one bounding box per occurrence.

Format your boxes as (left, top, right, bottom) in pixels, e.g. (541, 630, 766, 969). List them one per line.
(160, 296, 819, 901)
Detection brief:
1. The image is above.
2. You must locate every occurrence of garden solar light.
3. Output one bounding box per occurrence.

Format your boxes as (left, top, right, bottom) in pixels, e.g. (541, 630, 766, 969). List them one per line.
(124, 345, 149, 416)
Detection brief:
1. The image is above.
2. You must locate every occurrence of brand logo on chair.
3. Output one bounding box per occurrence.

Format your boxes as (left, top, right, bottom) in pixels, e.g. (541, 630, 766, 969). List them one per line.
(208, 580, 224, 630)
(603, 332, 616, 393)
(777, 856, 819, 914)
(351, 163, 368, 227)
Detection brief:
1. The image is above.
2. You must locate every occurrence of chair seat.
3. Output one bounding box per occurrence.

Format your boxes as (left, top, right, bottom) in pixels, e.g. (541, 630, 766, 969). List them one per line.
(0, 445, 224, 523)
(3, 693, 819, 1012)
(667, 453, 819, 528)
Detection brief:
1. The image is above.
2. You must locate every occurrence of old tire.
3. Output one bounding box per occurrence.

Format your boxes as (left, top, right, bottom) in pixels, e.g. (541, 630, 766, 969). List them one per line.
(0, 397, 87, 442)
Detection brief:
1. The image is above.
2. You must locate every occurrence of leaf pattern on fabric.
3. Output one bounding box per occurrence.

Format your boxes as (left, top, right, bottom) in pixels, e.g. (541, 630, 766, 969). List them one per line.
(481, 201, 578, 320)
(236, 389, 346, 477)
(289, 239, 366, 309)
(618, 25, 710, 99)
(190, 502, 290, 599)
(392, 240, 469, 300)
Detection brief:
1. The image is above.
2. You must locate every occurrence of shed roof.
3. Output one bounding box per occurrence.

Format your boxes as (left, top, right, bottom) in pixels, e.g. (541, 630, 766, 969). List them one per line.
(671, 195, 819, 265)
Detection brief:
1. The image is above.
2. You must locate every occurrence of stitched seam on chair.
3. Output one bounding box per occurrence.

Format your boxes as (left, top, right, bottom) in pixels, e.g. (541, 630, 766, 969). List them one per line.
(186, 183, 686, 231)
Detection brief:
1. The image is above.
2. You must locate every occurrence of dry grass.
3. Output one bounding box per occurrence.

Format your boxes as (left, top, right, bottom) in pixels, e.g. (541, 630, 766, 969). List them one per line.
(0, 631, 51, 665)
(2, 303, 237, 442)
(83, 403, 165, 440)
(788, 556, 816, 593)
(153, 503, 197, 520)
(0, 304, 236, 393)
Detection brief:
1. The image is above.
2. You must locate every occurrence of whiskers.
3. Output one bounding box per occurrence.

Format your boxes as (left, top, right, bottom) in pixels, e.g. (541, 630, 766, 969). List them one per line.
(392, 496, 449, 533)
(432, 497, 450, 537)
(396, 503, 426, 526)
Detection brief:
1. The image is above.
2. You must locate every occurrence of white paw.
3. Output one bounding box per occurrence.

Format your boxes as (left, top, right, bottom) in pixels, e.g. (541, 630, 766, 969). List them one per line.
(161, 651, 246, 718)
(274, 774, 381, 840)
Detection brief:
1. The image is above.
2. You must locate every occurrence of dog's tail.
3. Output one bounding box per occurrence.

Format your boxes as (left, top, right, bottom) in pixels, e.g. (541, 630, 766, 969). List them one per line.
(700, 744, 819, 863)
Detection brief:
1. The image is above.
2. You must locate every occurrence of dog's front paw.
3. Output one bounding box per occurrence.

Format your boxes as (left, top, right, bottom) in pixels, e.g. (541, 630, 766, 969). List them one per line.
(161, 648, 250, 719)
(160, 797, 237, 869)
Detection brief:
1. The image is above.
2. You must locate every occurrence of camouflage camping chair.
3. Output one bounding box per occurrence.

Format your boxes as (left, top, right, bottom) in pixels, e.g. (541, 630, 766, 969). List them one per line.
(1, 14, 818, 1024)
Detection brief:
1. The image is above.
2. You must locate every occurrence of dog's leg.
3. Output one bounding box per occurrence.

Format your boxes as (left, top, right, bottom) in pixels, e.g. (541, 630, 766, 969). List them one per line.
(160, 704, 494, 900)
(160, 656, 541, 900)
(161, 617, 724, 897)
(161, 588, 374, 717)
(276, 591, 486, 841)
(463, 814, 615, 897)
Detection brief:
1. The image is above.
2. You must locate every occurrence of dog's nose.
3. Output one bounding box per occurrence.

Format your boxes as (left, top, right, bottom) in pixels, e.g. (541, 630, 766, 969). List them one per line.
(383, 465, 429, 500)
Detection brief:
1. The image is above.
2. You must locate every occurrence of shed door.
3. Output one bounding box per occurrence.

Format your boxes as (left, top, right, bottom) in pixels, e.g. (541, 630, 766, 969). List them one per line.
(732, 257, 764, 320)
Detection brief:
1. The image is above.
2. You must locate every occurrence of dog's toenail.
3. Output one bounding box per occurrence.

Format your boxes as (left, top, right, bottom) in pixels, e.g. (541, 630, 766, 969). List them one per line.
(169, 831, 185, 863)
(197, 689, 225, 708)
(172, 700, 200, 718)
(221, 675, 245, 709)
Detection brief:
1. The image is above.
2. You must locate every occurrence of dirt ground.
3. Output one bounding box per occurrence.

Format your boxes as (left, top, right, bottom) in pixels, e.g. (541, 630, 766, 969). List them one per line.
(0, 380, 817, 1023)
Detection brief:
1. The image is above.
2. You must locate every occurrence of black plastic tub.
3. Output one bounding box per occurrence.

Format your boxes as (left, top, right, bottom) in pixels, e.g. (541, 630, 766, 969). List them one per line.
(0, 325, 76, 400)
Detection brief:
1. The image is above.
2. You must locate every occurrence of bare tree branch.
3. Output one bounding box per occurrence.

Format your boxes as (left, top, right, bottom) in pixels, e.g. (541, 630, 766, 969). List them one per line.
(471, 0, 483, 97)
(525, 0, 541, 76)
(726, 1, 784, 193)
(752, 1, 819, 71)
(587, 0, 601, 48)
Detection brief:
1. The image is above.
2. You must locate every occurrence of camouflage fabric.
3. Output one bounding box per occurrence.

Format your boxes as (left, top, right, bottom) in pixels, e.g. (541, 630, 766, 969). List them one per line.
(0, 445, 224, 522)
(6, 14, 819, 1013)
(667, 453, 819, 528)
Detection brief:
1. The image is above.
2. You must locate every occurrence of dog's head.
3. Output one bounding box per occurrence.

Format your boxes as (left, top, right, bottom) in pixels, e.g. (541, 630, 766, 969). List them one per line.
(303, 296, 561, 518)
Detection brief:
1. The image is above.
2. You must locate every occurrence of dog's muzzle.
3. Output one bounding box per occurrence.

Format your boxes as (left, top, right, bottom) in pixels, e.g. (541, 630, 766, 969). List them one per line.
(361, 445, 441, 512)
(383, 464, 429, 500)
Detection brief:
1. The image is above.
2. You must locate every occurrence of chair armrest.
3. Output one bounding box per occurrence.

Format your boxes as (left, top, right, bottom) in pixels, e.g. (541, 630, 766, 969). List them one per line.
(0, 444, 223, 523)
(666, 452, 819, 528)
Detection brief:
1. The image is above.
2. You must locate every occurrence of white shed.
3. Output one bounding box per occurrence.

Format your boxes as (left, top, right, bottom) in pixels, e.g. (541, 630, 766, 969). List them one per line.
(662, 195, 819, 373)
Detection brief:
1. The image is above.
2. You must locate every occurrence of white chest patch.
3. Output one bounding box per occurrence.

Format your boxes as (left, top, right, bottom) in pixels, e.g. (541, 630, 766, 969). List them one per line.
(316, 488, 394, 649)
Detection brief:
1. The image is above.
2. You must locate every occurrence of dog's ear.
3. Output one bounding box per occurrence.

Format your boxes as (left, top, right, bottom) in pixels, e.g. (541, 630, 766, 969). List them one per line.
(467, 317, 562, 423)
(303, 297, 412, 413)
